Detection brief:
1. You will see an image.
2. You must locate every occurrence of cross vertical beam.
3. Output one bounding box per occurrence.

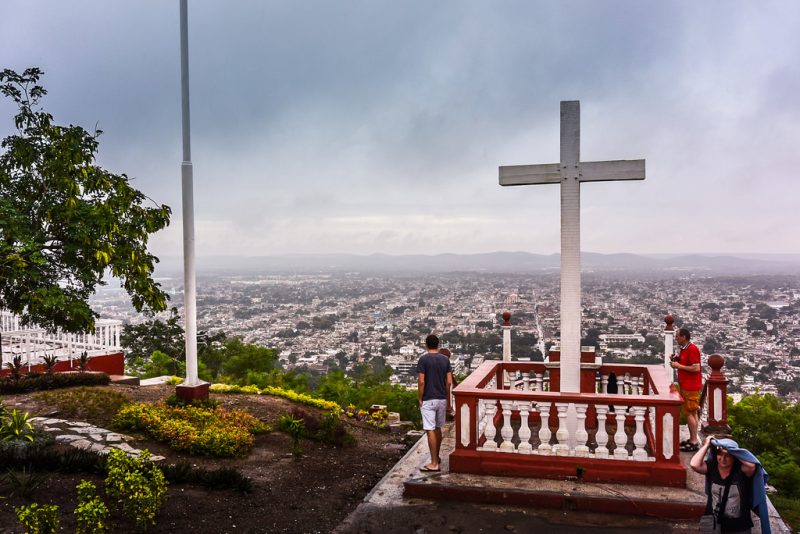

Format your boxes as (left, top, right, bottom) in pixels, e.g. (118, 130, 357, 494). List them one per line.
(559, 101, 582, 392)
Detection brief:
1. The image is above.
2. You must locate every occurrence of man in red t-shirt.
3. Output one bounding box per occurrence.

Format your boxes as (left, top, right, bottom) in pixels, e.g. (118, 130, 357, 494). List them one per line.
(671, 327, 703, 451)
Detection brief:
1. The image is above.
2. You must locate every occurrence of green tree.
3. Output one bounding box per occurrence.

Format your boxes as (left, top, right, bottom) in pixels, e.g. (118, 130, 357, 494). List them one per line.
(121, 307, 185, 363)
(728, 394, 800, 497)
(219, 338, 280, 382)
(0, 68, 170, 342)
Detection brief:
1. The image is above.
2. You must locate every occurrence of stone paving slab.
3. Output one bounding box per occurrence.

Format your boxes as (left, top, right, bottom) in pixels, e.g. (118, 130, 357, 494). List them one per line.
(29, 417, 164, 461)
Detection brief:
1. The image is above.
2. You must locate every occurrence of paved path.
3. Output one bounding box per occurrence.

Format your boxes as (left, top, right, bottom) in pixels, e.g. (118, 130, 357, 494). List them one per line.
(29, 417, 164, 461)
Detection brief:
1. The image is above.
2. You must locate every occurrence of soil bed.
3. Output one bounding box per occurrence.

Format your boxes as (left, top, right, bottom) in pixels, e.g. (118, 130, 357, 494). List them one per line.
(1, 384, 410, 533)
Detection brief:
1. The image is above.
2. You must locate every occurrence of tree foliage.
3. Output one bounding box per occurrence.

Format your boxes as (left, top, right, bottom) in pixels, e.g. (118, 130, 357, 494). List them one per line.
(728, 394, 800, 498)
(0, 68, 170, 334)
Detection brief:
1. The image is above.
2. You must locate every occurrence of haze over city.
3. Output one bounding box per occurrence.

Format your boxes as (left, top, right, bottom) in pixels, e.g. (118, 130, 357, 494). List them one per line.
(2, 1, 799, 259)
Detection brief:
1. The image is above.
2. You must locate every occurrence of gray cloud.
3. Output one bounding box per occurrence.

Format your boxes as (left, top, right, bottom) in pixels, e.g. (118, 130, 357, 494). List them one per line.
(1, 0, 798, 256)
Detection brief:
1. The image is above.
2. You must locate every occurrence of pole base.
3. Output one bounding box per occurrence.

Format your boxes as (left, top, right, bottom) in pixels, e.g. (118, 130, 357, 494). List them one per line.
(176, 382, 210, 403)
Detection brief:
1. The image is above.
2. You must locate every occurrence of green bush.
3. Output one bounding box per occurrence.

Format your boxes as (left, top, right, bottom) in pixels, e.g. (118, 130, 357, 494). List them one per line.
(728, 394, 800, 498)
(0, 372, 110, 394)
(113, 402, 268, 458)
(105, 449, 167, 530)
(15, 503, 60, 534)
(278, 409, 356, 449)
(277, 414, 305, 458)
(74, 480, 109, 534)
(0, 409, 35, 441)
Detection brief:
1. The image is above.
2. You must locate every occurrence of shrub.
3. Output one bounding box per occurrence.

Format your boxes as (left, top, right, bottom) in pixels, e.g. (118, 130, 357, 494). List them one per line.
(0, 409, 35, 441)
(260, 385, 341, 412)
(1, 466, 48, 499)
(113, 402, 267, 457)
(159, 461, 253, 493)
(15, 503, 59, 534)
(277, 414, 305, 458)
(75, 480, 109, 534)
(6, 355, 24, 380)
(165, 375, 184, 386)
(278, 409, 356, 449)
(105, 449, 167, 530)
(0, 371, 110, 394)
(41, 354, 58, 374)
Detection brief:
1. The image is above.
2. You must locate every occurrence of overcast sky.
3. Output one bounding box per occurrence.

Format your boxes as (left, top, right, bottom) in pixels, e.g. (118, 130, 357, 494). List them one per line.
(2, 1, 799, 257)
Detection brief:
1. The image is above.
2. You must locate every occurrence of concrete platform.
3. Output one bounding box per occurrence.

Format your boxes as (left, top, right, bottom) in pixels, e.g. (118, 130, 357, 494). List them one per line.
(335, 424, 790, 533)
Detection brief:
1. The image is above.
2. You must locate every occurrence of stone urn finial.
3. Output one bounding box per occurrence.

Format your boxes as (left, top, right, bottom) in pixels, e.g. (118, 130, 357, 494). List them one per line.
(502, 311, 511, 326)
(664, 314, 674, 330)
(708, 353, 725, 378)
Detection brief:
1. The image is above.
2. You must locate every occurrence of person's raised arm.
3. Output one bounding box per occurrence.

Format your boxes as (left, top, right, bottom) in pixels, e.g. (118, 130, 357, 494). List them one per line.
(740, 458, 757, 478)
(690, 435, 713, 474)
(418, 373, 425, 407)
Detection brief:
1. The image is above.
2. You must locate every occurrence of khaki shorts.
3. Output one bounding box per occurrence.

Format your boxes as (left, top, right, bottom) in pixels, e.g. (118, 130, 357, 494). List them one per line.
(681, 389, 701, 415)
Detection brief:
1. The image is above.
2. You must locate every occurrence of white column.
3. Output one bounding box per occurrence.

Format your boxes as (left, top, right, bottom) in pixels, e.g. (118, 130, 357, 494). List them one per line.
(180, 0, 199, 387)
(537, 402, 552, 455)
(534, 373, 543, 391)
(632, 406, 648, 461)
(574, 403, 590, 457)
(601, 374, 609, 394)
(613, 406, 629, 459)
(554, 402, 570, 456)
(499, 400, 515, 452)
(516, 401, 533, 454)
(594, 405, 610, 458)
(480, 401, 498, 451)
(664, 328, 674, 368)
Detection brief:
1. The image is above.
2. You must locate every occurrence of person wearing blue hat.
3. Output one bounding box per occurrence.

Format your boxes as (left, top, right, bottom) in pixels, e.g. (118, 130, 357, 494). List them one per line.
(690, 435, 771, 533)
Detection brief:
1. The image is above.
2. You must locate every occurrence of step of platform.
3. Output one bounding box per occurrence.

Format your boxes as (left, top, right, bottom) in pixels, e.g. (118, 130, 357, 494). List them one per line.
(109, 375, 140, 386)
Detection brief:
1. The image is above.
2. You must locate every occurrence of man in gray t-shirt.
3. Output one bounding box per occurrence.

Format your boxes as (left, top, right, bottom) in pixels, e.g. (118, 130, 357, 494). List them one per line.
(417, 334, 453, 472)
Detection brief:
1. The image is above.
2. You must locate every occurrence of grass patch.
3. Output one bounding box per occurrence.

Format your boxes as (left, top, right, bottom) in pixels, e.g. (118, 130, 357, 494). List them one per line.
(34, 387, 130, 427)
(771, 494, 800, 532)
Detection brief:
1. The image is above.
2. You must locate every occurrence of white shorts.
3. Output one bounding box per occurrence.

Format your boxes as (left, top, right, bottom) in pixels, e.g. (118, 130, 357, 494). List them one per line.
(421, 399, 447, 431)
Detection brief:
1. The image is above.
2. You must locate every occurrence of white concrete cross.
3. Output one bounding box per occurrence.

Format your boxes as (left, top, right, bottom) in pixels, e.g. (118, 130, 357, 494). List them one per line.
(499, 101, 645, 392)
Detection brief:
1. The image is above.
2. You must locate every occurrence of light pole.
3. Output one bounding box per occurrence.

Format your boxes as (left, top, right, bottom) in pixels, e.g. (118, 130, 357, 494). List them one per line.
(176, 0, 206, 400)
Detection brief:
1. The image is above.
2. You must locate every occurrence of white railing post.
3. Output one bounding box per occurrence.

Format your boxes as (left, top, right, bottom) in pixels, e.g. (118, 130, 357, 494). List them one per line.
(537, 402, 552, 455)
(516, 401, 533, 454)
(632, 406, 648, 461)
(601, 374, 609, 394)
(613, 405, 629, 459)
(554, 402, 570, 456)
(595, 405, 610, 458)
(574, 403, 590, 457)
(499, 400, 515, 452)
(480, 401, 498, 451)
(664, 314, 675, 368)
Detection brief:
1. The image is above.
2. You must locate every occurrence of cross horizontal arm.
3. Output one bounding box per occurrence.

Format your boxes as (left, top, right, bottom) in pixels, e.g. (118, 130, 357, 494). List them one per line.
(499, 163, 560, 186)
(579, 159, 645, 183)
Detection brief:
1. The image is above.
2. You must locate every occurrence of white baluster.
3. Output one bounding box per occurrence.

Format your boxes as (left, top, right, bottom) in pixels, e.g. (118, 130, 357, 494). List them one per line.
(594, 405, 610, 458)
(630, 375, 640, 396)
(522, 373, 530, 391)
(554, 402, 570, 456)
(624, 373, 631, 395)
(516, 401, 533, 454)
(534, 373, 543, 392)
(537, 402, 552, 455)
(632, 406, 648, 461)
(574, 403, 590, 457)
(499, 400, 515, 452)
(613, 405, 629, 459)
(481, 401, 498, 451)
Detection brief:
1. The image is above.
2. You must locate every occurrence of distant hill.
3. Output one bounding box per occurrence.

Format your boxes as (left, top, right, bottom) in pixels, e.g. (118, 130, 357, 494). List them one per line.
(152, 252, 800, 276)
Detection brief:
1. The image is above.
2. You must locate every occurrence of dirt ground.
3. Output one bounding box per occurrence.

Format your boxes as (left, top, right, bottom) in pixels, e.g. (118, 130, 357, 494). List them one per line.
(0, 384, 410, 533)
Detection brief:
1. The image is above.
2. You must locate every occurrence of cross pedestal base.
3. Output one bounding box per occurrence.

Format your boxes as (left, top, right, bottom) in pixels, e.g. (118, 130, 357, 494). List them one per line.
(176, 382, 210, 403)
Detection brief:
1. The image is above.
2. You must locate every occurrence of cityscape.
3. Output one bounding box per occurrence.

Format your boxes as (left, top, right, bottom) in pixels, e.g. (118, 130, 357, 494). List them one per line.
(92, 266, 800, 403)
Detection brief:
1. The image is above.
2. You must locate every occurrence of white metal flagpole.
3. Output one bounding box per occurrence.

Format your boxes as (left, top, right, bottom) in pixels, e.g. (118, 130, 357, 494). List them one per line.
(179, 0, 199, 386)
